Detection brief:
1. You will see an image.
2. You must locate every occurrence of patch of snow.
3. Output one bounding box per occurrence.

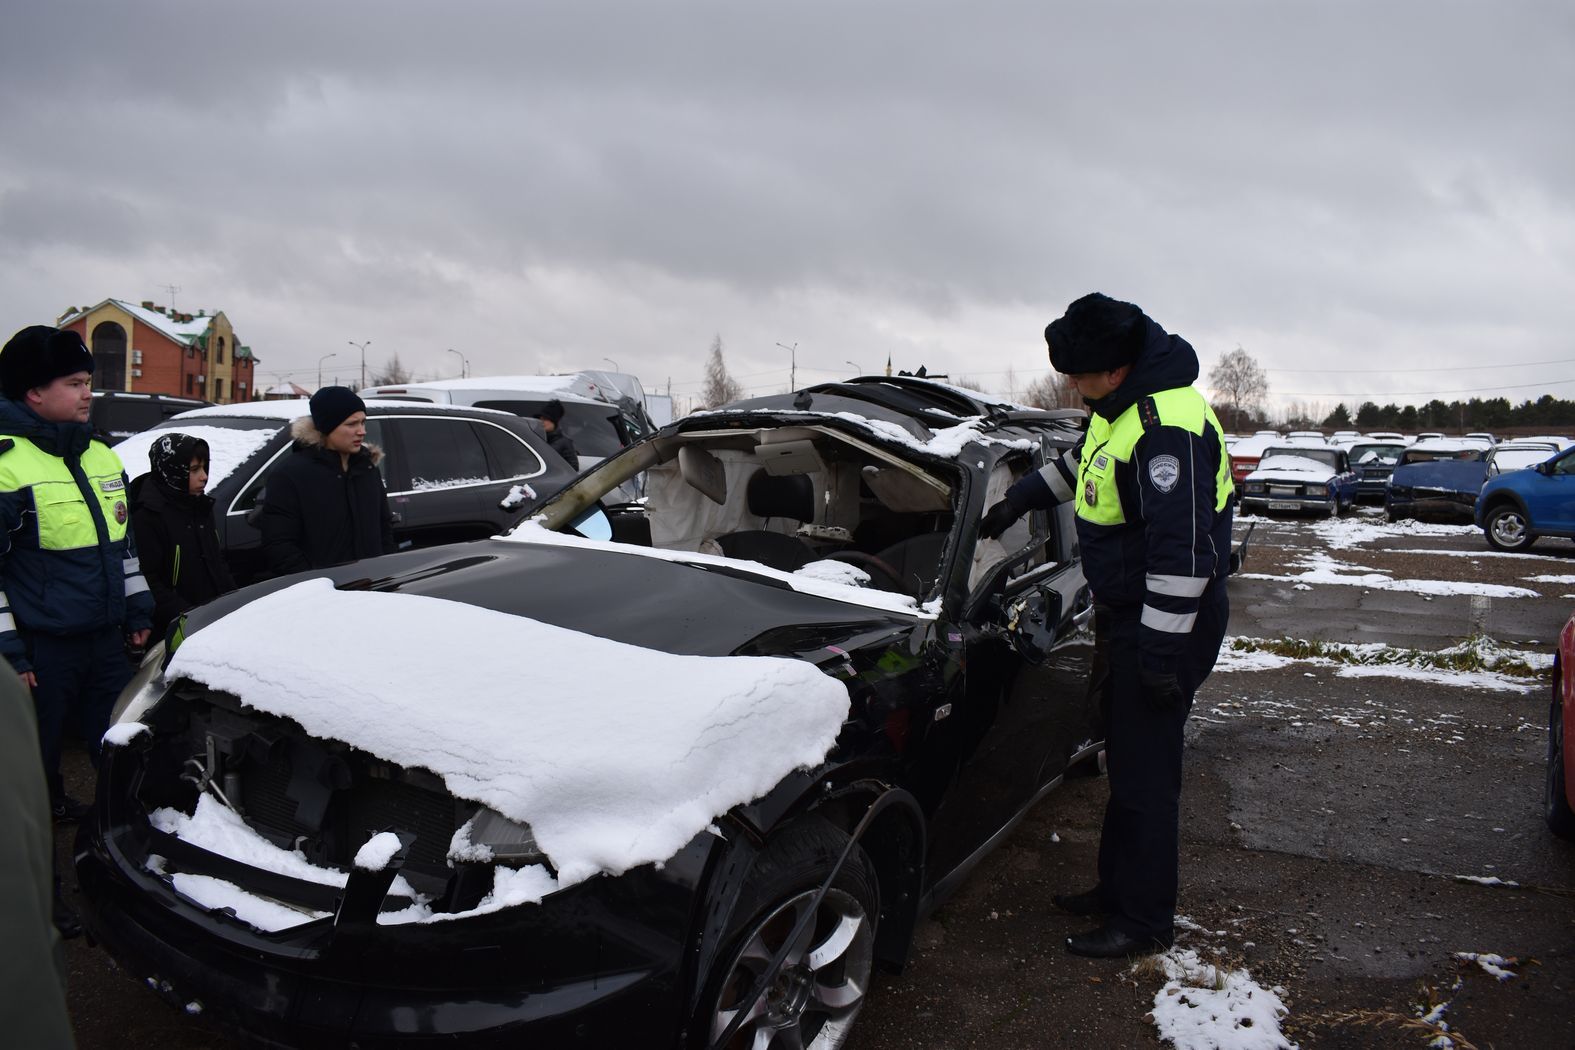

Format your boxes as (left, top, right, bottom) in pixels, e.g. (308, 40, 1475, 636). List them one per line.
(1312, 518, 1480, 550)
(1452, 874, 1521, 888)
(1146, 948, 1294, 1050)
(793, 560, 871, 587)
(1454, 952, 1516, 981)
(103, 721, 149, 746)
(1237, 568, 1536, 598)
(1526, 574, 1575, 583)
(167, 872, 329, 933)
(167, 578, 852, 887)
(355, 831, 404, 871)
(500, 482, 537, 509)
(410, 475, 490, 491)
(114, 424, 278, 488)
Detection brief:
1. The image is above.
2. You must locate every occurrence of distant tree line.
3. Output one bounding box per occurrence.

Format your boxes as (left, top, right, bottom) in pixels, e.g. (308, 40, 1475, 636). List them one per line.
(1321, 395, 1575, 432)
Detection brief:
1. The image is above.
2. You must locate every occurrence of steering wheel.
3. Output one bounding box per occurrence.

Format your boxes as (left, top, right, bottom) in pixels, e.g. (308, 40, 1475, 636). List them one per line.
(824, 550, 906, 591)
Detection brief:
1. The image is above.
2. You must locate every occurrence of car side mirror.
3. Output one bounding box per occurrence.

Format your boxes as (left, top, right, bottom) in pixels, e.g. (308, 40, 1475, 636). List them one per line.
(1535, 461, 1552, 475)
(1001, 587, 1063, 665)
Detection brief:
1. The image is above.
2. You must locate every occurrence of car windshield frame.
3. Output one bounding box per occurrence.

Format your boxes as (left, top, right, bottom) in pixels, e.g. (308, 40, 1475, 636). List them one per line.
(1259, 447, 1340, 471)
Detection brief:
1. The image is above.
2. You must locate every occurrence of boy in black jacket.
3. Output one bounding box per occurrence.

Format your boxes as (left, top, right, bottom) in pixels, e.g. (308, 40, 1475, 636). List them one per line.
(129, 432, 236, 638)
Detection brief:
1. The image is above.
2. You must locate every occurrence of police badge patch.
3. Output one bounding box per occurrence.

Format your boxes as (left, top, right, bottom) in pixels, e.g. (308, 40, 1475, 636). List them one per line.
(1148, 454, 1181, 493)
(114, 500, 128, 524)
(1083, 478, 1098, 506)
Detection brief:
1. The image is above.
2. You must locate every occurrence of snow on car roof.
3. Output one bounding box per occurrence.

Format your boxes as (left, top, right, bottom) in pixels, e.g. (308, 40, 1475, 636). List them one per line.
(114, 425, 279, 488)
(167, 398, 514, 421)
(161, 577, 852, 887)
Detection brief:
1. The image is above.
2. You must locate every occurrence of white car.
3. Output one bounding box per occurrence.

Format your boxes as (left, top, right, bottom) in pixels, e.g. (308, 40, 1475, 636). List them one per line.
(1239, 446, 1358, 516)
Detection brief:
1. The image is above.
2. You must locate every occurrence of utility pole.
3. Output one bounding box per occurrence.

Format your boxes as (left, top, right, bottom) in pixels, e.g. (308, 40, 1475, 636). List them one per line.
(348, 340, 371, 390)
(317, 352, 337, 391)
(448, 348, 468, 378)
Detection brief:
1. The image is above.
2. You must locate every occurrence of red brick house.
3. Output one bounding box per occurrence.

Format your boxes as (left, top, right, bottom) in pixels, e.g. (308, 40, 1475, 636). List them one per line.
(56, 299, 259, 404)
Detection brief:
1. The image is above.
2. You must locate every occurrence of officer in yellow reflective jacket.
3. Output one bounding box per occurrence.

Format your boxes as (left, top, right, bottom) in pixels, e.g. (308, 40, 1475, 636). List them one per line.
(980, 294, 1233, 958)
(0, 326, 153, 824)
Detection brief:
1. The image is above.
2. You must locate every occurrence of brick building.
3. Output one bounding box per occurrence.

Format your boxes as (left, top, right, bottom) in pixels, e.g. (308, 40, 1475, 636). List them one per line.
(56, 299, 259, 404)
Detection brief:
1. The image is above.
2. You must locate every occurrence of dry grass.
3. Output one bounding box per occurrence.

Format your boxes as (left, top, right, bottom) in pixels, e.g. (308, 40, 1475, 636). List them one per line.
(1228, 633, 1544, 679)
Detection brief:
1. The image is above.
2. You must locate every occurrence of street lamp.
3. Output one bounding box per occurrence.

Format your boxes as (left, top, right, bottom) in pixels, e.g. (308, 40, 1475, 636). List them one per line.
(448, 348, 468, 379)
(348, 340, 371, 390)
(776, 342, 797, 390)
(317, 352, 337, 391)
(603, 357, 620, 372)
(846, 360, 862, 375)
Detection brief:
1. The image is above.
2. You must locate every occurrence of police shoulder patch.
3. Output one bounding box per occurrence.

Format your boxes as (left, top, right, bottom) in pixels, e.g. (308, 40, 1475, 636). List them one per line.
(1148, 454, 1181, 493)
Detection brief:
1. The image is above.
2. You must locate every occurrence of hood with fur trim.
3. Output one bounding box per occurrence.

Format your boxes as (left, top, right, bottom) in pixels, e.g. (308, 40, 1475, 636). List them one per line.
(289, 416, 384, 465)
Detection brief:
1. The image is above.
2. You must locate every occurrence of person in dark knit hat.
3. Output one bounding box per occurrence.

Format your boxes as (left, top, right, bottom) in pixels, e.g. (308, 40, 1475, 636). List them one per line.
(535, 398, 580, 466)
(256, 386, 394, 575)
(980, 293, 1233, 960)
(128, 432, 236, 637)
(0, 325, 153, 833)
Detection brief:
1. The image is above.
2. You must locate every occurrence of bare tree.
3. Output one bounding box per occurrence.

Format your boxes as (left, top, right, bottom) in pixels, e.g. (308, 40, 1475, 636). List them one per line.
(700, 335, 743, 409)
(1024, 371, 1082, 410)
(369, 352, 413, 386)
(1207, 346, 1269, 432)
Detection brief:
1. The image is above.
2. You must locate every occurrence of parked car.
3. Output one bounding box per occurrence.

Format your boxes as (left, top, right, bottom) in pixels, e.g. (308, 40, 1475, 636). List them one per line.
(1226, 431, 1321, 488)
(113, 400, 578, 584)
(1239, 445, 1357, 516)
(360, 373, 656, 471)
(1347, 441, 1409, 501)
(1485, 440, 1562, 479)
(1465, 432, 1498, 446)
(91, 391, 213, 443)
(1384, 439, 1492, 522)
(1549, 611, 1575, 841)
(78, 376, 1105, 1048)
(1475, 443, 1575, 551)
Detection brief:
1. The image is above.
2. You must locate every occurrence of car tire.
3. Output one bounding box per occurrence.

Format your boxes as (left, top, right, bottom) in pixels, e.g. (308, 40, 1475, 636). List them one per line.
(1548, 665, 1575, 841)
(700, 819, 879, 1050)
(1484, 505, 1536, 552)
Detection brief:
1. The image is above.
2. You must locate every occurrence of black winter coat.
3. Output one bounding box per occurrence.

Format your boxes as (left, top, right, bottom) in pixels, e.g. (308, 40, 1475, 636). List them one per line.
(258, 418, 396, 576)
(129, 475, 236, 637)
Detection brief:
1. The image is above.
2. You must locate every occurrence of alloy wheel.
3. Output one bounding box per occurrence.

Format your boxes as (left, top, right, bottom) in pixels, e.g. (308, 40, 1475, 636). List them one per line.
(710, 887, 874, 1050)
(1490, 509, 1529, 548)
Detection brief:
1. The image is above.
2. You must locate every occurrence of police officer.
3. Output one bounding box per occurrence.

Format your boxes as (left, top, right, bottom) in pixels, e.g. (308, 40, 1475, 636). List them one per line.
(0, 325, 153, 823)
(980, 293, 1232, 958)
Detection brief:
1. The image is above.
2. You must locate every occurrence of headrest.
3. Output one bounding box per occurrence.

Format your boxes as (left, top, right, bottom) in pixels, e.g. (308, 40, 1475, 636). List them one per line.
(746, 470, 814, 522)
(678, 445, 727, 505)
(862, 465, 951, 513)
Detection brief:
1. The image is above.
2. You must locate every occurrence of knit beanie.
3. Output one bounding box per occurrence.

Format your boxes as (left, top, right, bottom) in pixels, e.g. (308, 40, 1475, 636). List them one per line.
(1, 326, 95, 401)
(1045, 293, 1148, 375)
(537, 399, 566, 425)
(310, 386, 366, 435)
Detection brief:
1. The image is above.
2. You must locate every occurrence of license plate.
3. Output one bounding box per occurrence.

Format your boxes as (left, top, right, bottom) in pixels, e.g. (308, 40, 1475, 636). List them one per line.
(1267, 501, 1301, 511)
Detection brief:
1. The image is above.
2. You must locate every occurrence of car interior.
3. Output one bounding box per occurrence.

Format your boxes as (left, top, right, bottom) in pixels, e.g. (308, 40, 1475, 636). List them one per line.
(532, 425, 983, 599)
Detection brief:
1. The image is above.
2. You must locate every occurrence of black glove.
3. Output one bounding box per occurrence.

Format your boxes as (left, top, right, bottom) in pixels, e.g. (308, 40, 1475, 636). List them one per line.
(1139, 668, 1184, 712)
(979, 497, 1023, 540)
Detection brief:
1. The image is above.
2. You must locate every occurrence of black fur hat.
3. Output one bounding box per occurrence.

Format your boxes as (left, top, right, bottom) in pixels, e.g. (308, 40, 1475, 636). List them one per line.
(1, 325, 95, 401)
(1045, 293, 1148, 375)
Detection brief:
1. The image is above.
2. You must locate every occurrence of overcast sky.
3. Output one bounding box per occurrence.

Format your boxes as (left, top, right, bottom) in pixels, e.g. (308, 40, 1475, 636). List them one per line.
(2, 2, 1570, 415)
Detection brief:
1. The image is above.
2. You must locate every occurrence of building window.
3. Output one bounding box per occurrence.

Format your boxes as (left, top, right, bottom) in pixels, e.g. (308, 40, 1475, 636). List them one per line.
(91, 321, 128, 390)
(213, 378, 224, 402)
(217, 336, 226, 363)
(186, 374, 195, 396)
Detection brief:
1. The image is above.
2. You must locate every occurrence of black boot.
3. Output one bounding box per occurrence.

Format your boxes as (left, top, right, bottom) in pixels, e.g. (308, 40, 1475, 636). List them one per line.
(53, 888, 83, 940)
(1065, 924, 1171, 958)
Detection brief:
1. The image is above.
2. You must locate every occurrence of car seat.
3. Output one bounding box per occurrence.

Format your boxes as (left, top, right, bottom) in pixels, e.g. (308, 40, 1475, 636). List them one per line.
(716, 470, 817, 572)
(871, 531, 949, 598)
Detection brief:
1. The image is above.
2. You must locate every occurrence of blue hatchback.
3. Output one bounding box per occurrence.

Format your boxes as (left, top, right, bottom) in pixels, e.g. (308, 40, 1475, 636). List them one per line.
(1475, 445, 1575, 550)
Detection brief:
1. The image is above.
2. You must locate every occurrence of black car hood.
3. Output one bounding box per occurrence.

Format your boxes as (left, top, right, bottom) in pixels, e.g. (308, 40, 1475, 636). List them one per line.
(187, 537, 919, 658)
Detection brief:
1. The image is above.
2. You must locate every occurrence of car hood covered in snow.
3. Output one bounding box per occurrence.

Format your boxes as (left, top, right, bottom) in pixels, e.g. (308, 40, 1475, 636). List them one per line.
(1245, 454, 1339, 484)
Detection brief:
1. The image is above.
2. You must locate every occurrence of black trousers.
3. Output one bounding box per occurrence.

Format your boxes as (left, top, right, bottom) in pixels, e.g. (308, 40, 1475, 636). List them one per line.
(29, 626, 134, 801)
(1095, 582, 1229, 941)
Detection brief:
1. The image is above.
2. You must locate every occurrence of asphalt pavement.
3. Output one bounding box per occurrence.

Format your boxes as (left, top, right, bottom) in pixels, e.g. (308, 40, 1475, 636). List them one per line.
(51, 508, 1575, 1049)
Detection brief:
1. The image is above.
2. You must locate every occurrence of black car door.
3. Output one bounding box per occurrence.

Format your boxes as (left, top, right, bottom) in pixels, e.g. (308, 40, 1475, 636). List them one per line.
(923, 465, 1096, 878)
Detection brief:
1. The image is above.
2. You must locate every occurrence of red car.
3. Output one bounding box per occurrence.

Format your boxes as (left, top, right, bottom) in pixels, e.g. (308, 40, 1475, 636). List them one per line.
(1550, 612, 1575, 839)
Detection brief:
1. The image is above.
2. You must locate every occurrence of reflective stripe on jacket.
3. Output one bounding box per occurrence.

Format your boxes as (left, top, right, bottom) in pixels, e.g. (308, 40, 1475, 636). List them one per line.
(0, 431, 152, 672)
(1072, 385, 1233, 667)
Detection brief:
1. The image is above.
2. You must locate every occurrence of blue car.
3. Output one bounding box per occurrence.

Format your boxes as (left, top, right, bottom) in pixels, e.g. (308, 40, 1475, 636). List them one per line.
(1385, 440, 1491, 522)
(1475, 443, 1575, 551)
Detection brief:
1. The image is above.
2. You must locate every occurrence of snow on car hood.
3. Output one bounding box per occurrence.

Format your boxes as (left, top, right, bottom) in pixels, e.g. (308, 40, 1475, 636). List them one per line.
(115, 424, 279, 488)
(164, 578, 852, 886)
(1245, 454, 1338, 483)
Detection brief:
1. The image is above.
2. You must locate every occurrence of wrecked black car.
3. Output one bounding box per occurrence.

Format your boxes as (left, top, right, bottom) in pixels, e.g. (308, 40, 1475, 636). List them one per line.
(77, 376, 1103, 1048)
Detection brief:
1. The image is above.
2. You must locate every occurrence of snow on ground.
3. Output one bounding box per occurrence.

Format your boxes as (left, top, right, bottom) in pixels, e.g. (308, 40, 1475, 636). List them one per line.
(1145, 948, 1294, 1050)
(1310, 518, 1480, 550)
(162, 578, 852, 887)
(114, 424, 278, 488)
(1454, 952, 1517, 981)
(1237, 549, 1539, 598)
(1211, 636, 1547, 694)
(1526, 574, 1575, 583)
